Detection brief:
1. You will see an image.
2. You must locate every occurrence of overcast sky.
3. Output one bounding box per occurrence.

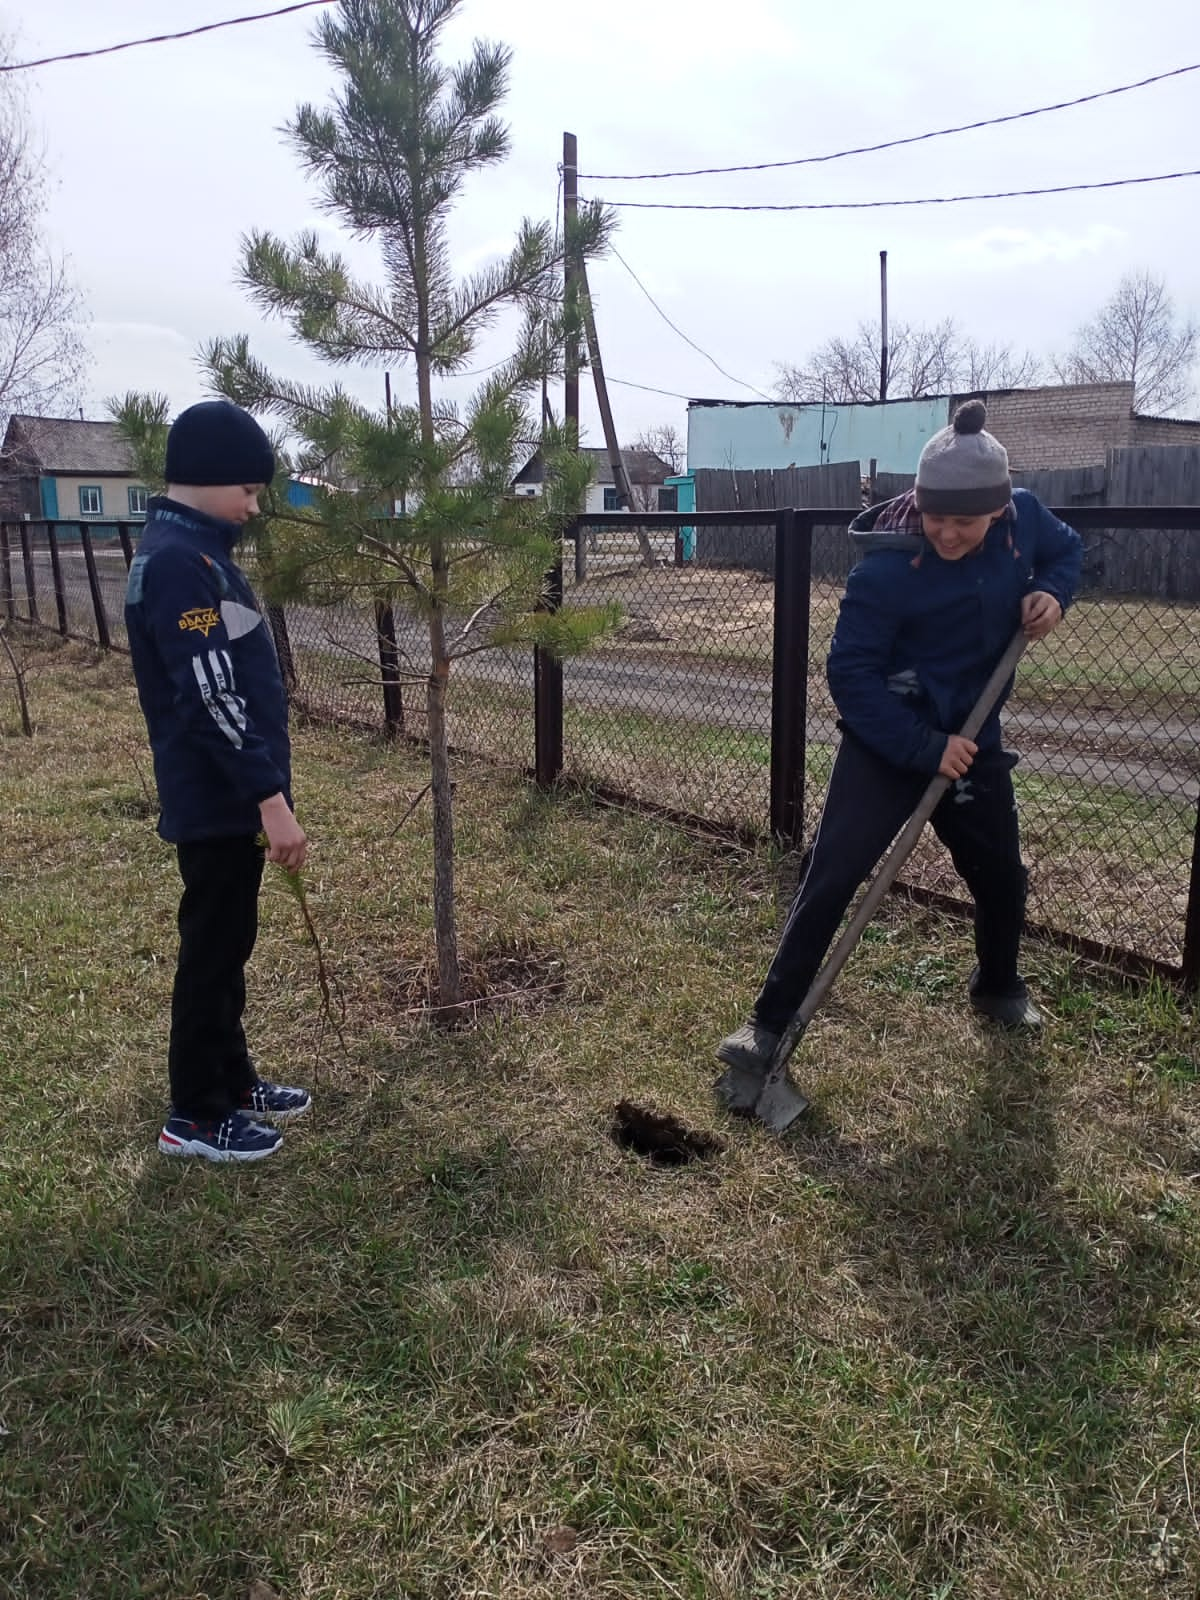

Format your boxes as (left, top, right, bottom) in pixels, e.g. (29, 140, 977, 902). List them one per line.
(7, 0, 1200, 449)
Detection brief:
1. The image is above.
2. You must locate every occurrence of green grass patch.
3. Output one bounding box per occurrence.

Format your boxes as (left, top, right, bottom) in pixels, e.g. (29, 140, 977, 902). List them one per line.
(5, 639, 1200, 1598)
(1015, 769, 1195, 865)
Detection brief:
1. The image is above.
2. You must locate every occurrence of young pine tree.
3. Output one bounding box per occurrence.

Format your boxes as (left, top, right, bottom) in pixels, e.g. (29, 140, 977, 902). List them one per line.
(204, 0, 615, 1011)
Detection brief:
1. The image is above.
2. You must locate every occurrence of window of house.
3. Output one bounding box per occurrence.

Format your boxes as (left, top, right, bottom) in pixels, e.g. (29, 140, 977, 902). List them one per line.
(78, 485, 103, 516)
(602, 486, 620, 511)
(657, 485, 678, 512)
(128, 486, 148, 516)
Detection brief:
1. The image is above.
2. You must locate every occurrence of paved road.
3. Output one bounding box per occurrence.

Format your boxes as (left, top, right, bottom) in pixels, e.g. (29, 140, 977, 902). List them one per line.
(10, 547, 1198, 803)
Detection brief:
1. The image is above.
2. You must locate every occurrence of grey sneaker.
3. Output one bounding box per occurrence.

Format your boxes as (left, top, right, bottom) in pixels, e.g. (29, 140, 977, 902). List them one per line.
(716, 1020, 781, 1075)
(968, 966, 1043, 1028)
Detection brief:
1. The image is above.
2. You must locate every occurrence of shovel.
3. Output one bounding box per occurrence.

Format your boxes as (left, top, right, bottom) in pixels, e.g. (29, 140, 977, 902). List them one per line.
(718, 628, 1028, 1134)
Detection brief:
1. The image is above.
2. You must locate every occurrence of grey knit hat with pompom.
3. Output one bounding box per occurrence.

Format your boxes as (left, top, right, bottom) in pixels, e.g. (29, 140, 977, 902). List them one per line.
(914, 399, 1011, 515)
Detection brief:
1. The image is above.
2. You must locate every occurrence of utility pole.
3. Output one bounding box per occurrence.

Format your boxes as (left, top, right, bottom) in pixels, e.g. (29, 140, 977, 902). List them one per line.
(563, 132, 580, 440)
(579, 258, 636, 514)
(879, 250, 889, 402)
(579, 255, 655, 566)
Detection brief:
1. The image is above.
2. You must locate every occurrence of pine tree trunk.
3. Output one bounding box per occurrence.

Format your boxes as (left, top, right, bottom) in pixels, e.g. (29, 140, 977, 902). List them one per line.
(426, 608, 460, 1014)
(413, 216, 460, 1014)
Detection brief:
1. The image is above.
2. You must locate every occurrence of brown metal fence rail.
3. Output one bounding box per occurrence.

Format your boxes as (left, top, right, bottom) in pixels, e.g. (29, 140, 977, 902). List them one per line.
(0, 519, 136, 649)
(5, 507, 1200, 988)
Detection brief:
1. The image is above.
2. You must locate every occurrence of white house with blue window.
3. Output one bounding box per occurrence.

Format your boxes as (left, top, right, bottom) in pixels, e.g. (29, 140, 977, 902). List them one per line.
(511, 445, 676, 513)
(0, 414, 149, 528)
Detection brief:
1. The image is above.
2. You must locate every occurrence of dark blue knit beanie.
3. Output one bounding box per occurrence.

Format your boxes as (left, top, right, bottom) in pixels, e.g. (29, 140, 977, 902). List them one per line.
(165, 400, 276, 487)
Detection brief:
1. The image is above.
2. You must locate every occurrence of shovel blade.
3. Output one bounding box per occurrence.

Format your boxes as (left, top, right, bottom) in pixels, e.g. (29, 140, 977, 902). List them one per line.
(713, 1062, 767, 1115)
(754, 1069, 811, 1134)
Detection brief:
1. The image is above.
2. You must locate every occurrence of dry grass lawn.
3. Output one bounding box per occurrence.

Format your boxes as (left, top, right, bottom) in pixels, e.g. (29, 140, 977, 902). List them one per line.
(2, 633, 1200, 1599)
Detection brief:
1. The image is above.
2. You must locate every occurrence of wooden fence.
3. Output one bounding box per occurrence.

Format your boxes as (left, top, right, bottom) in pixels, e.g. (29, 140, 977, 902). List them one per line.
(695, 445, 1200, 597)
(692, 462, 861, 572)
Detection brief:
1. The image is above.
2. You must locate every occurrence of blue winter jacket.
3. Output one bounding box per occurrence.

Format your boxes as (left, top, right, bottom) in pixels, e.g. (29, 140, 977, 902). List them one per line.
(827, 488, 1082, 773)
(125, 498, 291, 842)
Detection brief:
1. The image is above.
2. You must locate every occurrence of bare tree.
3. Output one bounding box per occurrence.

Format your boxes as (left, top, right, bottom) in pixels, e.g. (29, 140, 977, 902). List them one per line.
(773, 320, 948, 402)
(623, 424, 684, 514)
(0, 620, 34, 736)
(0, 41, 86, 427)
(960, 339, 1042, 391)
(904, 318, 960, 398)
(774, 324, 885, 404)
(774, 319, 1041, 404)
(1054, 270, 1197, 416)
(634, 422, 684, 475)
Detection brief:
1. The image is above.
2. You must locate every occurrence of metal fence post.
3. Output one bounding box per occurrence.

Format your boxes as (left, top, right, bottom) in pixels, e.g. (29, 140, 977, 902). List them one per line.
(266, 603, 297, 693)
(0, 525, 13, 622)
(79, 524, 111, 650)
(769, 507, 811, 848)
(375, 599, 406, 737)
(533, 556, 564, 787)
(573, 520, 586, 586)
(1181, 795, 1200, 990)
(118, 522, 135, 570)
(19, 524, 38, 625)
(46, 524, 69, 637)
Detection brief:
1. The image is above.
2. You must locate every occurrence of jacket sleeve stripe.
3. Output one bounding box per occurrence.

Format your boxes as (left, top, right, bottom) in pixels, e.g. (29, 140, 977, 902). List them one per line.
(207, 648, 249, 734)
(192, 653, 245, 749)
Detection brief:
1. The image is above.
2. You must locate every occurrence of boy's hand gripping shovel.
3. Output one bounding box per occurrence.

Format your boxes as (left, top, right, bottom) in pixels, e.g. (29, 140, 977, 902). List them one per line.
(717, 629, 1028, 1135)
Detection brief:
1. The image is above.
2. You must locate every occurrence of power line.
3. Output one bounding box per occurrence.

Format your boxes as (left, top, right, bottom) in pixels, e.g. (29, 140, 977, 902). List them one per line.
(608, 376, 702, 402)
(589, 168, 1200, 213)
(579, 62, 1200, 181)
(0, 1, 333, 72)
(609, 246, 773, 400)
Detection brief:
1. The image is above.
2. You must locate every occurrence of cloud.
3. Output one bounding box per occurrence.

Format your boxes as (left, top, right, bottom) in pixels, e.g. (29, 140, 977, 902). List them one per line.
(950, 224, 1126, 269)
(82, 322, 198, 415)
(88, 321, 192, 349)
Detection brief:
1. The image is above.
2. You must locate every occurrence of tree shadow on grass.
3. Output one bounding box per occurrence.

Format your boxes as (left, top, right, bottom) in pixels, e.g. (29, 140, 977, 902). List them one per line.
(1, 1089, 575, 1600)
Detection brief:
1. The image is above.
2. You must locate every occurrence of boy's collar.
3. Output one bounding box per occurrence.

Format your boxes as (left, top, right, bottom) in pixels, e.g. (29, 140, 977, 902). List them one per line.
(148, 495, 241, 551)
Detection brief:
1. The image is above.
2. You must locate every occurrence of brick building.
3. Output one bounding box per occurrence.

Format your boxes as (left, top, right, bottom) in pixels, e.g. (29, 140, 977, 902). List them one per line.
(953, 382, 1200, 470)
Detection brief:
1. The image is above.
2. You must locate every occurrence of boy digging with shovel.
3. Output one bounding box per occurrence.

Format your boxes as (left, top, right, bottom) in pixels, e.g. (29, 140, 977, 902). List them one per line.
(718, 400, 1082, 1095)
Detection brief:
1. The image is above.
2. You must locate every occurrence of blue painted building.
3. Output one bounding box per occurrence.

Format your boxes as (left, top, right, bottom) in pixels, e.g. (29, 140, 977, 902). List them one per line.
(687, 396, 952, 476)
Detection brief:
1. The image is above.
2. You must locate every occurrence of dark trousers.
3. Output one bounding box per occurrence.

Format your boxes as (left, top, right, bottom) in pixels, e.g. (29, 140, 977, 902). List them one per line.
(168, 836, 265, 1119)
(754, 735, 1027, 1033)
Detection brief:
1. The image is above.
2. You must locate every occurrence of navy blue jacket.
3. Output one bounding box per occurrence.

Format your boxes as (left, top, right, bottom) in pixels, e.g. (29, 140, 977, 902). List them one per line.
(827, 488, 1082, 773)
(125, 498, 291, 842)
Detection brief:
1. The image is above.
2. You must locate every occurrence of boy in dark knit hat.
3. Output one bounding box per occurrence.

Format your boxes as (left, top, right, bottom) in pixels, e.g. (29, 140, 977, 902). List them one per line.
(718, 399, 1083, 1088)
(126, 400, 311, 1162)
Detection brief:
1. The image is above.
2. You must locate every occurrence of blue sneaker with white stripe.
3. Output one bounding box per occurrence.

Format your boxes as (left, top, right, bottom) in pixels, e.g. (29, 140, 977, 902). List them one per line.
(239, 1079, 312, 1123)
(158, 1110, 282, 1162)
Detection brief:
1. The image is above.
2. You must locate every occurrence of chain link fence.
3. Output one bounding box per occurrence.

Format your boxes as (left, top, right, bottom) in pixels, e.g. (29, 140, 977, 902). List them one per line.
(5, 508, 1199, 982)
(544, 507, 1200, 982)
(280, 594, 535, 769)
(559, 517, 774, 832)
